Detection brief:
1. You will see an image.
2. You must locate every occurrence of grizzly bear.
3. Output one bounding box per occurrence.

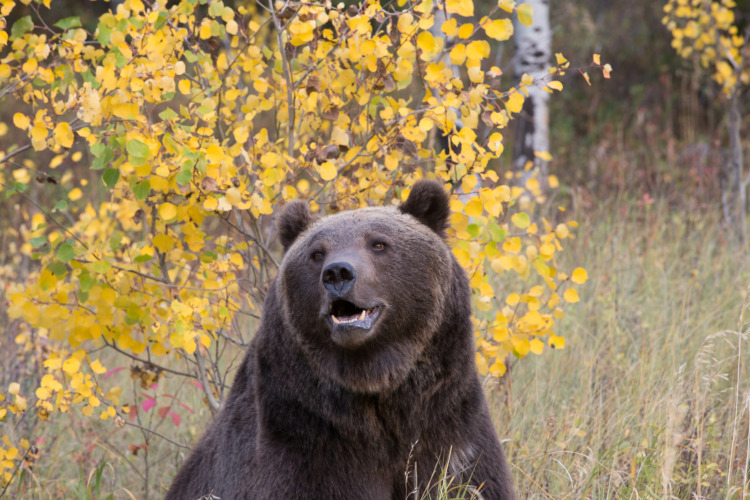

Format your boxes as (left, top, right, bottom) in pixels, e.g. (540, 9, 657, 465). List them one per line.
(165, 180, 515, 499)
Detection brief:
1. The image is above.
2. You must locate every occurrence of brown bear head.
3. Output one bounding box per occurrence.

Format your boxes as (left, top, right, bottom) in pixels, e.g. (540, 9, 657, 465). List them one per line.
(276, 180, 455, 393)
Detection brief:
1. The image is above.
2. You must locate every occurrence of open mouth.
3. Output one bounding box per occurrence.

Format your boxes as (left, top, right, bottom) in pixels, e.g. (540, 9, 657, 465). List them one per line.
(329, 299, 381, 330)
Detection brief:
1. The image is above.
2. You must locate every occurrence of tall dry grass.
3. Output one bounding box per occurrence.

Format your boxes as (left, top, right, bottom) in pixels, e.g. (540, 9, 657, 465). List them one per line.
(495, 199, 750, 499)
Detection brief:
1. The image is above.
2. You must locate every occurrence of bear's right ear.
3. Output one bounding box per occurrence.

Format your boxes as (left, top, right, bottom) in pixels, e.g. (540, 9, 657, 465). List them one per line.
(277, 200, 316, 252)
(399, 180, 450, 238)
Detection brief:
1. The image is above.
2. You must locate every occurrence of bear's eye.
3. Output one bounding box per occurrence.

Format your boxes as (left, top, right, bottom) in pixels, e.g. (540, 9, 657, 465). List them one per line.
(372, 242, 386, 251)
(311, 250, 324, 262)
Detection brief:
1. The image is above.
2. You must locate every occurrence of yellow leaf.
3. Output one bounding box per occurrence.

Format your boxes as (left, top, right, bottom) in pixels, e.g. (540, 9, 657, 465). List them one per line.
(517, 3, 533, 26)
(331, 127, 349, 147)
(505, 91, 524, 113)
(320, 161, 337, 181)
(484, 18, 513, 41)
(226, 19, 238, 35)
(68, 188, 83, 201)
(450, 44, 466, 65)
(416, 31, 437, 54)
(582, 71, 591, 86)
(35, 388, 50, 401)
(62, 357, 80, 374)
(512, 337, 530, 357)
(466, 40, 489, 60)
(8, 382, 20, 395)
(90, 359, 106, 374)
(498, 0, 515, 12)
(461, 174, 477, 193)
(489, 359, 506, 376)
(571, 267, 588, 284)
(199, 21, 212, 40)
(22, 58, 38, 74)
(464, 196, 483, 217)
(529, 338, 544, 355)
(547, 80, 563, 91)
(534, 150, 553, 162)
(178, 79, 191, 95)
(159, 202, 177, 221)
(593, 53, 601, 65)
(457, 23, 474, 39)
(54, 122, 74, 148)
(549, 334, 565, 349)
(13, 113, 30, 130)
(205, 144, 224, 164)
(446, 0, 474, 17)
(153, 234, 175, 253)
(226, 187, 242, 206)
(563, 288, 579, 303)
(528, 285, 543, 297)
(475, 352, 489, 376)
(441, 17, 458, 37)
(203, 197, 218, 211)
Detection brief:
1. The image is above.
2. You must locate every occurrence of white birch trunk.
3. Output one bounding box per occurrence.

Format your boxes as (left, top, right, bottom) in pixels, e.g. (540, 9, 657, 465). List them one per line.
(512, 0, 551, 192)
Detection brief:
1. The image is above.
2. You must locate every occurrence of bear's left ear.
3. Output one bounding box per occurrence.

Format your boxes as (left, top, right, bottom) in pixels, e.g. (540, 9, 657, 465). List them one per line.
(399, 180, 450, 238)
(277, 200, 316, 252)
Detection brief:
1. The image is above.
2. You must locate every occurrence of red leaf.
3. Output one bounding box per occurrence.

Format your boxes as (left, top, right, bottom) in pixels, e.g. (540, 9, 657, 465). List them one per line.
(180, 402, 195, 414)
(141, 398, 156, 412)
(157, 406, 169, 418)
(169, 411, 181, 426)
(104, 366, 126, 378)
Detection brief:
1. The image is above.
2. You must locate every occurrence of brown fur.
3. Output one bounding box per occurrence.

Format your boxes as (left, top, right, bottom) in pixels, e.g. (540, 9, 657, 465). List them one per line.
(166, 181, 515, 499)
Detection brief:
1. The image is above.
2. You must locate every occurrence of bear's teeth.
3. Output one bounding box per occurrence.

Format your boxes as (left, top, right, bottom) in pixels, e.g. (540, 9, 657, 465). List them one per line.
(332, 315, 341, 324)
(359, 310, 366, 321)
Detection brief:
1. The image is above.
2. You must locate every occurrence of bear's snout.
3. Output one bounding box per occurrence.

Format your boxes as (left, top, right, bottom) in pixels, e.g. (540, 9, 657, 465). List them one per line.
(322, 261, 357, 296)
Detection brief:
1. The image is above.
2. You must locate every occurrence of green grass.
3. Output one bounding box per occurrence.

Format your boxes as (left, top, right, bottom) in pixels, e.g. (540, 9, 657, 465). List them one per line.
(2, 201, 749, 499)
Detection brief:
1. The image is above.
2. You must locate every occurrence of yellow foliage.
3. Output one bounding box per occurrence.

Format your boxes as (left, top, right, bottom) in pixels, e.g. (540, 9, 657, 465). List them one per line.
(0, 0, 592, 478)
(663, 0, 747, 96)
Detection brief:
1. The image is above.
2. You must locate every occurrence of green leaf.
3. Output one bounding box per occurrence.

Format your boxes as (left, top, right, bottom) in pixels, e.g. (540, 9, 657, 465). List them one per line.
(30, 236, 47, 248)
(57, 243, 74, 262)
(154, 12, 169, 30)
(109, 231, 123, 250)
(91, 144, 114, 170)
(91, 260, 111, 274)
(126, 139, 149, 158)
(176, 169, 193, 186)
(133, 179, 151, 200)
(79, 271, 96, 292)
(159, 108, 178, 121)
(134, 254, 153, 263)
(208, 1, 225, 17)
(489, 221, 505, 242)
(11, 16, 34, 38)
(53, 199, 68, 211)
(47, 261, 67, 278)
(96, 23, 112, 45)
(511, 212, 530, 229)
(54, 17, 82, 30)
(127, 139, 150, 167)
(102, 168, 120, 188)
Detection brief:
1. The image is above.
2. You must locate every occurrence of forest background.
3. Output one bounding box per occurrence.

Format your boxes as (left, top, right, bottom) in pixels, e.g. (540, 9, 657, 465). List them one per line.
(0, 0, 749, 498)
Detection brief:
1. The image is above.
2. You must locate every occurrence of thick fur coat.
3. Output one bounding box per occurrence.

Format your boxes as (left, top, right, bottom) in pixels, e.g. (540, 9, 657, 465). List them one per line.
(166, 181, 515, 499)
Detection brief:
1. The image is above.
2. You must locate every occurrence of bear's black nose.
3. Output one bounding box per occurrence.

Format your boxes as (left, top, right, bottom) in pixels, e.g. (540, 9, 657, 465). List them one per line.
(322, 262, 356, 296)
